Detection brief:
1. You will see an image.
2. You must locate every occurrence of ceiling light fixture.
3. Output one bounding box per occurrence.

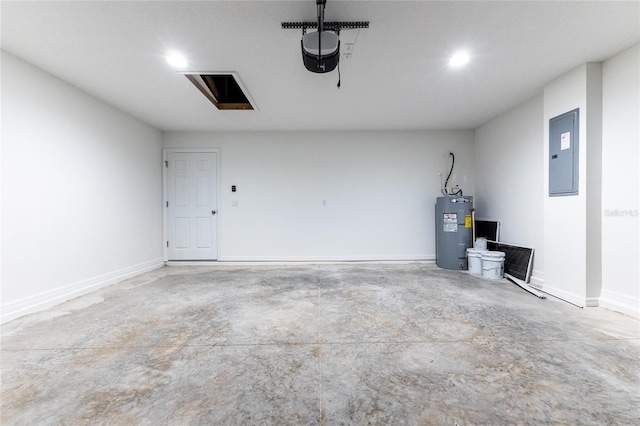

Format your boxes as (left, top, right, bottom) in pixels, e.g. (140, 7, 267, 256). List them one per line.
(166, 51, 188, 69)
(449, 51, 470, 68)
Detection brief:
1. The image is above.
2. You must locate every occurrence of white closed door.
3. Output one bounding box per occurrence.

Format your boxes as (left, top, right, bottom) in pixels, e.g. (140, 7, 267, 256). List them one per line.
(167, 152, 218, 260)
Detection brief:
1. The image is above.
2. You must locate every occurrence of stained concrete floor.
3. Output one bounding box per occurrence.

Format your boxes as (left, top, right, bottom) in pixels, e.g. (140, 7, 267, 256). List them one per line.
(1, 263, 639, 425)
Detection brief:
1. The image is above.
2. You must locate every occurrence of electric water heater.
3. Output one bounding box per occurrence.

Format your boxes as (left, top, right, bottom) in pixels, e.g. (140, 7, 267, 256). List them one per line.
(435, 196, 473, 270)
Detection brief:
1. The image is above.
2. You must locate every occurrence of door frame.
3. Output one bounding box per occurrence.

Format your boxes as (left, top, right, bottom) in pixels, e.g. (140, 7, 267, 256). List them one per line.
(162, 148, 221, 261)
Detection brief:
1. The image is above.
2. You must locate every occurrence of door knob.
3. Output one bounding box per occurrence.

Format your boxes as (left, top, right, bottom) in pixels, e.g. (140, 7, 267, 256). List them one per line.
(211, 210, 217, 215)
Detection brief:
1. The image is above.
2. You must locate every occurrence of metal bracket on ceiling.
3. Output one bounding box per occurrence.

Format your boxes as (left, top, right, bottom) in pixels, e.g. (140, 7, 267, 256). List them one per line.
(281, 21, 369, 34)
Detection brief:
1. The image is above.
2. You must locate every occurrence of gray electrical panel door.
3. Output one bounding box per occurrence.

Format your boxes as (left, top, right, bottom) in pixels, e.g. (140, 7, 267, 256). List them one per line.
(549, 108, 579, 196)
(435, 196, 473, 270)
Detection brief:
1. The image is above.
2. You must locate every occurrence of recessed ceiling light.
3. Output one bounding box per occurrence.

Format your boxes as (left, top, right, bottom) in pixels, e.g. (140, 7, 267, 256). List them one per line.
(449, 51, 470, 68)
(166, 51, 188, 68)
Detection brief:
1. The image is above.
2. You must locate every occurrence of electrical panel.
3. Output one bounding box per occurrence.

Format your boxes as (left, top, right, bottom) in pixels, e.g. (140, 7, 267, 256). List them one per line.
(549, 108, 579, 196)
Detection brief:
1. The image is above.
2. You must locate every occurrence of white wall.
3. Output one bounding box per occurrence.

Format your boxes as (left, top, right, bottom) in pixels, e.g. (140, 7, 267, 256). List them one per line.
(542, 63, 603, 307)
(585, 64, 604, 304)
(473, 95, 544, 284)
(163, 130, 475, 261)
(473, 45, 639, 318)
(1, 51, 164, 322)
(600, 45, 640, 317)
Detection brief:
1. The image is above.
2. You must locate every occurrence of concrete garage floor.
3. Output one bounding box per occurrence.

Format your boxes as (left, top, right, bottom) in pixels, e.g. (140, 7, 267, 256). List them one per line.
(1, 263, 639, 425)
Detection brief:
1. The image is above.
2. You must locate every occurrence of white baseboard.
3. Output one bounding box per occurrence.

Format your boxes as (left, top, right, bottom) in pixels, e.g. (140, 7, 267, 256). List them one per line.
(585, 297, 599, 308)
(537, 283, 586, 308)
(514, 270, 637, 316)
(599, 289, 640, 318)
(1, 258, 164, 324)
(527, 270, 587, 308)
(530, 269, 544, 289)
(216, 255, 435, 263)
(167, 259, 436, 267)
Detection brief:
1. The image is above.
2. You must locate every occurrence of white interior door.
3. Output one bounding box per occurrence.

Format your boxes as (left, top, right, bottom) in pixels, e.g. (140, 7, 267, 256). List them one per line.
(167, 151, 218, 260)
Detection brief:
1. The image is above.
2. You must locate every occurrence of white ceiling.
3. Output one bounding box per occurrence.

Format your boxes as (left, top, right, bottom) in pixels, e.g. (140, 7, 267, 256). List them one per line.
(2, 1, 638, 132)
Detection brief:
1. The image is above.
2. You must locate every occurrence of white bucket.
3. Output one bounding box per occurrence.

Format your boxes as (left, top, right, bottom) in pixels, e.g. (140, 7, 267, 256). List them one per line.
(475, 237, 488, 251)
(481, 251, 505, 280)
(466, 248, 485, 275)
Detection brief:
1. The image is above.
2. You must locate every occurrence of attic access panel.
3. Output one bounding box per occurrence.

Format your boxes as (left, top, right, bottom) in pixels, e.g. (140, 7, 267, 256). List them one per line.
(181, 72, 256, 111)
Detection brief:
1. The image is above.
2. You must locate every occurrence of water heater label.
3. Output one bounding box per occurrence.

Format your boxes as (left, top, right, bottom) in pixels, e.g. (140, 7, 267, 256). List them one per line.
(443, 213, 457, 232)
(465, 215, 472, 228)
